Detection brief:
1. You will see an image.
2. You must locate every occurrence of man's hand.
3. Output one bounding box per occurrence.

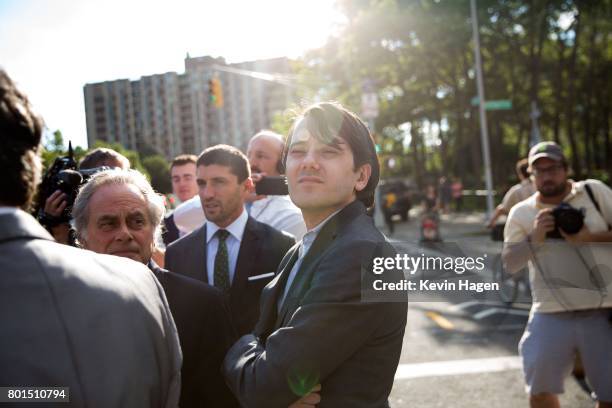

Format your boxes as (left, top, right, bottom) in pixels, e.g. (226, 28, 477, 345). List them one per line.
(560, 225, 592, 243)
(288, 384, 321, 408)
(44, 189, 68, 217)
(246, 173, 267, 203)
(530, 208, 555, 244)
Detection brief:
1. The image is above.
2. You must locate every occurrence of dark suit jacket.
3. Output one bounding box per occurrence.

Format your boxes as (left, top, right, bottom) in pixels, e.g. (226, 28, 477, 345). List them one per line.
(0, 210, 182, 407)
(162, 213, 180, 246)
(165, 216, 295, 336)
(148, 260, 238, 408)
(223, 200, 408, 408)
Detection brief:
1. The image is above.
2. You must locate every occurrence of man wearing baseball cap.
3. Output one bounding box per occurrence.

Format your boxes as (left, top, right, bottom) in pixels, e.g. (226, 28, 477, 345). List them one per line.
(502, 141, 612, 407)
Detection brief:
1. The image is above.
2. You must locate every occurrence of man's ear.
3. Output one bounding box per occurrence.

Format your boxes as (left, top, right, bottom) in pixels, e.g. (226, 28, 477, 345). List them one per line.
(243, 177, 255, 194)
(355, 164, 372, 192)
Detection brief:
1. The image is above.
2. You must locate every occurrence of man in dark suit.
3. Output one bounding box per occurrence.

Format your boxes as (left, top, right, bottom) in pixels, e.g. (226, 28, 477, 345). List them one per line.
(72, 168, 239, 407)
(0, 69, 182, 407)
(223, 102, 408, 408)
(166, 145, 295, 336)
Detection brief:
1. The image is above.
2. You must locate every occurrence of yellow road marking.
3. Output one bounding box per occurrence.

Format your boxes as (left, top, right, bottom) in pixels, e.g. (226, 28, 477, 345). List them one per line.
(425, 311, 455, 330)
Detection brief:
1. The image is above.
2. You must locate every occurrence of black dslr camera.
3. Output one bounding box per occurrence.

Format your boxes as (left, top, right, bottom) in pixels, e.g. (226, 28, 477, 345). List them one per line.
(546, 202, 585, 239)
(36, 143, 108, 227)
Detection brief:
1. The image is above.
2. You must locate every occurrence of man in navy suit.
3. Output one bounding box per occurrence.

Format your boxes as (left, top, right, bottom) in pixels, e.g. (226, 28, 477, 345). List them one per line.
(223, 102, 408, 408)
(165, 145, 295, 337)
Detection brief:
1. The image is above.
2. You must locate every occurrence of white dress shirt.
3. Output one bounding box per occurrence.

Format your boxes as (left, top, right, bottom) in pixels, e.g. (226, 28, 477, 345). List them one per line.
(205, 208, 248, 286)
(173, 195, 206, 236)
(249, 195, 307, 240)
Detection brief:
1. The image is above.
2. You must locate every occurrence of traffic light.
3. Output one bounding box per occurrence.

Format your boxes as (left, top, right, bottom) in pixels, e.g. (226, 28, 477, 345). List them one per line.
(208, 78, 223, 108)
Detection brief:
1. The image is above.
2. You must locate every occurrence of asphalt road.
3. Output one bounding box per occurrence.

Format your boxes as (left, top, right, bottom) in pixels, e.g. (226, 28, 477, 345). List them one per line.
(383, 211, 596, 407)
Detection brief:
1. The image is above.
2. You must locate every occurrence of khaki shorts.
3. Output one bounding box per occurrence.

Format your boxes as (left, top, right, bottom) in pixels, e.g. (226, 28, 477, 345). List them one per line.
(518, 309, 612, 401)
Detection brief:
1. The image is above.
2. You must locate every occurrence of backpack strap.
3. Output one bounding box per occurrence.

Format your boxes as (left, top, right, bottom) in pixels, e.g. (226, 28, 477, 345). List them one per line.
(584, 182, 611, 231)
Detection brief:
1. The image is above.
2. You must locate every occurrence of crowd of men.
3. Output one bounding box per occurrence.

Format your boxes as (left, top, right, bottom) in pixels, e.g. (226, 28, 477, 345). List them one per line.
(2, 64, 611, 408)
(0, 69, 406, 408)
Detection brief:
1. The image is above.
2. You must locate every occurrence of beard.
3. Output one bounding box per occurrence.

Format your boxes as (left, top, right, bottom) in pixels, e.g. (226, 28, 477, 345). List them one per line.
(539, 180, 567, 197)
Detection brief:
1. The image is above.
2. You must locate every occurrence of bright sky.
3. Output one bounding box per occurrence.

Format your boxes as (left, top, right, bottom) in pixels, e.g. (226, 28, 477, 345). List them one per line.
(0, 0, 345, 149)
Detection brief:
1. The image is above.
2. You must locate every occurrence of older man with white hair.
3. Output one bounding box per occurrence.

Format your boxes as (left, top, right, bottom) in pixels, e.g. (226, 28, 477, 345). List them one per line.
(73, 169, 238, 408)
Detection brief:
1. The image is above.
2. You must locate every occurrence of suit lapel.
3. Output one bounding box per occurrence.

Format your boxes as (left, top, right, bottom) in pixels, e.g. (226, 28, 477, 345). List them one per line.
(275, 219, 339, 328)
(274, 200, 366, 328)
(231, 217, 261, 293)
(255, 246, 300, 341)
(188, 224, 209, 283)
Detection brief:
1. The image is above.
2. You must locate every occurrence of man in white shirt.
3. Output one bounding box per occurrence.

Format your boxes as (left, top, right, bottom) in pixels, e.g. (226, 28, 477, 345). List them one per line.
(247, 130, 306, 240)
(503, 141, 612, 408)
(487, 158, 536, 228)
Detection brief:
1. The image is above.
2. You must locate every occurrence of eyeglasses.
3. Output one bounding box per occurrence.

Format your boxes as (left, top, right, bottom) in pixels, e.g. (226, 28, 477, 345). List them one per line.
(531, 164, 564, 177)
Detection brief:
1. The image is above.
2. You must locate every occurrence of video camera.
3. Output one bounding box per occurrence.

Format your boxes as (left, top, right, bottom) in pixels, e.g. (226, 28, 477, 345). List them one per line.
(36, 142, 109, 227)
(546, 202, 585, 239)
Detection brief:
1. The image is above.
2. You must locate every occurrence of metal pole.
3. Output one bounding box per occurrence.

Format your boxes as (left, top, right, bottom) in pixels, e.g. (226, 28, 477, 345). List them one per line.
(470, 0, 494, 218)
(369, 118, 386, 229)
(530, 101, 541, 147)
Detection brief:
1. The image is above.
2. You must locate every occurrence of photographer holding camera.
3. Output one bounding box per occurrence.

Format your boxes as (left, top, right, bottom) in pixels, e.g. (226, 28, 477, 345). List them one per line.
(38, 147, 130, 245)
(503, 141, 612, 408)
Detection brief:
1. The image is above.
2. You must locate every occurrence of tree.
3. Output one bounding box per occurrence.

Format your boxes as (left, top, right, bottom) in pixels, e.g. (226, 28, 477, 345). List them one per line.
(298, 0, 612, 191)
(142, 155, 172, 194)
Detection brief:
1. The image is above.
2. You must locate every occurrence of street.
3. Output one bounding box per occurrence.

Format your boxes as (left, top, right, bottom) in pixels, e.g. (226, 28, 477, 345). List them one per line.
(386, 211, 595, 407)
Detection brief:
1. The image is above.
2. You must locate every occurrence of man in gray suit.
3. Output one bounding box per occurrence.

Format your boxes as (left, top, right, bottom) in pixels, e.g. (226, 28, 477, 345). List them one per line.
(0, 69, 182, 407)
(223, 102, 408, 407)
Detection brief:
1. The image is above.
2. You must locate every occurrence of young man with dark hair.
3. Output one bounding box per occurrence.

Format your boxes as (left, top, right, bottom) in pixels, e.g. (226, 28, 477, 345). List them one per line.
(163, 154, 199, 245)
(0, 70, 181, 406)
(223, 102, 407, 407)
(170, 154, 198, 203)
(165, 144, 295, 337)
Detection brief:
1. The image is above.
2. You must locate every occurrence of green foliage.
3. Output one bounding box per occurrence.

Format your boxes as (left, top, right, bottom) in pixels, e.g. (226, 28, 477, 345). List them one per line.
(299, 0, 612, 189)
(270, 107, 301, 139)
(142, 155, 172, 194)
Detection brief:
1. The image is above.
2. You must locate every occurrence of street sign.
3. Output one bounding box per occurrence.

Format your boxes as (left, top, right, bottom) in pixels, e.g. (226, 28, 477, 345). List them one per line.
(470, 97, 512, 110)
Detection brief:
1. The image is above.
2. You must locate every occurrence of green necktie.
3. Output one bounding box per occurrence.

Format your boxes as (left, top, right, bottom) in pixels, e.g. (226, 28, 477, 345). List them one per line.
(214, 229, 231, 292)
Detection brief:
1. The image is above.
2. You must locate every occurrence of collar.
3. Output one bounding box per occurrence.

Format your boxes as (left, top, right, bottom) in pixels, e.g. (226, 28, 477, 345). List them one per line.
(300, 207, 344, 253)
(206, 207, 248, 243)
(0, 208, 54, 242)
(306, 207, 342, 235)
(0, 206, 20, 215)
